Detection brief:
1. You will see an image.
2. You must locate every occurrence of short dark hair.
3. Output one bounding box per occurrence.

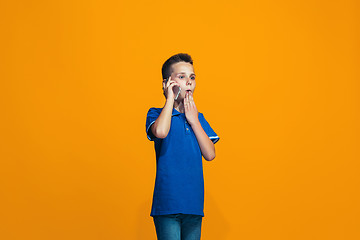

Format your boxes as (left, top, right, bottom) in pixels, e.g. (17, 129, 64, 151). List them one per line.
(162, 53, 193, 80)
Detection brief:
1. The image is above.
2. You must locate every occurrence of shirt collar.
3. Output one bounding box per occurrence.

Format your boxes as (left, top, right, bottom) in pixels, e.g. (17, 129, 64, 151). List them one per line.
(172, 108, 183, 116)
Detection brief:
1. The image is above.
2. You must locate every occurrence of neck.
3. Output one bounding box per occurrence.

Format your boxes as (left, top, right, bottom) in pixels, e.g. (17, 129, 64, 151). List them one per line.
(174, 98, 185, 113)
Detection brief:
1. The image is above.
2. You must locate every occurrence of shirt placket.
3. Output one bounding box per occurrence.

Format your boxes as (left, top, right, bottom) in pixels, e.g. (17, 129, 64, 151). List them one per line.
(184, 118, 191, 135)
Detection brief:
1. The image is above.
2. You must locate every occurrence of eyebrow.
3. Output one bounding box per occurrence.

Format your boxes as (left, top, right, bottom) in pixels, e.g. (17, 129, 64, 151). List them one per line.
(176, 72, 196, 76)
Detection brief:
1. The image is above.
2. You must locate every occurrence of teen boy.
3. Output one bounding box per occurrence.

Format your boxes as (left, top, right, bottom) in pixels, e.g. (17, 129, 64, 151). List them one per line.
(146, 53, 220, 240)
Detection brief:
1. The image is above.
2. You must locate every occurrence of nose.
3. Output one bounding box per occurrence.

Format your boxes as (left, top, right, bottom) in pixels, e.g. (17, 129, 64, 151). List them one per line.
(186, 77, 192, 86)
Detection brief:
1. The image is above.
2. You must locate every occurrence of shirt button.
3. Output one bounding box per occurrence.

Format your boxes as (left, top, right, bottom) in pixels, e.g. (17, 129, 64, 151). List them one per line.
(186, 128, 189, 130)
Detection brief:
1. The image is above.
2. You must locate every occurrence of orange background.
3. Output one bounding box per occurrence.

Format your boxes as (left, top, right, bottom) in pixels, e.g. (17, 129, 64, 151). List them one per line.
(1, 0, 359, 239)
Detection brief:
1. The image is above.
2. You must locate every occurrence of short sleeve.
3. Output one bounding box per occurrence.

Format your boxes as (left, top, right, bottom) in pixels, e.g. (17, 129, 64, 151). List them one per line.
(199, 113, 220, 144)
(146, 108, 161, 141)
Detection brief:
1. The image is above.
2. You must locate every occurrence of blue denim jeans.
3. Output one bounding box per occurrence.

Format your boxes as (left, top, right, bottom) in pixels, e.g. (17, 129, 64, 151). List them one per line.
(153, 213, 203, 240)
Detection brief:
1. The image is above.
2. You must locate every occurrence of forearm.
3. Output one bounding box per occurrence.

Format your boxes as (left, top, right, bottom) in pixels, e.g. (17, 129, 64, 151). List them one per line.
(191, 120, 216, 161)
(151, 99, 174, 138)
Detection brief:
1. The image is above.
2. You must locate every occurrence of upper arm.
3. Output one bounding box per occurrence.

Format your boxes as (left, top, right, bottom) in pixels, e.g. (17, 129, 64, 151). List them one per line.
(146, 108, 160, 141)
(199, 113, 220, 144)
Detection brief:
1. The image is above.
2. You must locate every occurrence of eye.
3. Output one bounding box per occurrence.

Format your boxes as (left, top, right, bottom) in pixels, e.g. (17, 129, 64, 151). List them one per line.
(179, 75, 184, 79)
(191, 76, 195, 80)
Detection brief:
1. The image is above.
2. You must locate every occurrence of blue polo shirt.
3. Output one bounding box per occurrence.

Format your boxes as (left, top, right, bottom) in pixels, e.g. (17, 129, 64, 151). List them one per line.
(145, 107, 220, 217)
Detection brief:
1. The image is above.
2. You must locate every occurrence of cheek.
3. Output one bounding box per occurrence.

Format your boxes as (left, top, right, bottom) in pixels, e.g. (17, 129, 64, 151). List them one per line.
(179, 82, 187, 88)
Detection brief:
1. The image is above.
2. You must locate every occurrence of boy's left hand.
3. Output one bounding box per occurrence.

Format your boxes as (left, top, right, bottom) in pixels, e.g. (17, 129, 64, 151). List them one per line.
(184, 91, 199, 125)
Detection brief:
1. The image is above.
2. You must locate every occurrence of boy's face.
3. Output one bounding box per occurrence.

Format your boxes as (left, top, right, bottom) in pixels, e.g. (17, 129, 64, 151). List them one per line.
(166, 62, 196, 101)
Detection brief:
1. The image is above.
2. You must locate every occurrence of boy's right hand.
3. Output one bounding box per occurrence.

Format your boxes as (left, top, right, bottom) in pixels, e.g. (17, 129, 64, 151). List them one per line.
(163, 76, 180, 101)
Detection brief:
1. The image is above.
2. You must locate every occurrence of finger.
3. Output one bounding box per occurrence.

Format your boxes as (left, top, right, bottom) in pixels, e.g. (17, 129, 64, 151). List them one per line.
(166, 76, 173, 85)
(190, 100, 195, 108)
(186, 93, 192, 109)
(167, 80, 177, 89)
(190, 100, 194, 109)
(169, 80, 179, 86)
(166, 80, 172, 88)
(165, 76, 171, 85)
(185, 92, 189, 105)
(167, 77, 176, 87)
(187, 92, 192, 101)
(190, 91, 194, 99)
